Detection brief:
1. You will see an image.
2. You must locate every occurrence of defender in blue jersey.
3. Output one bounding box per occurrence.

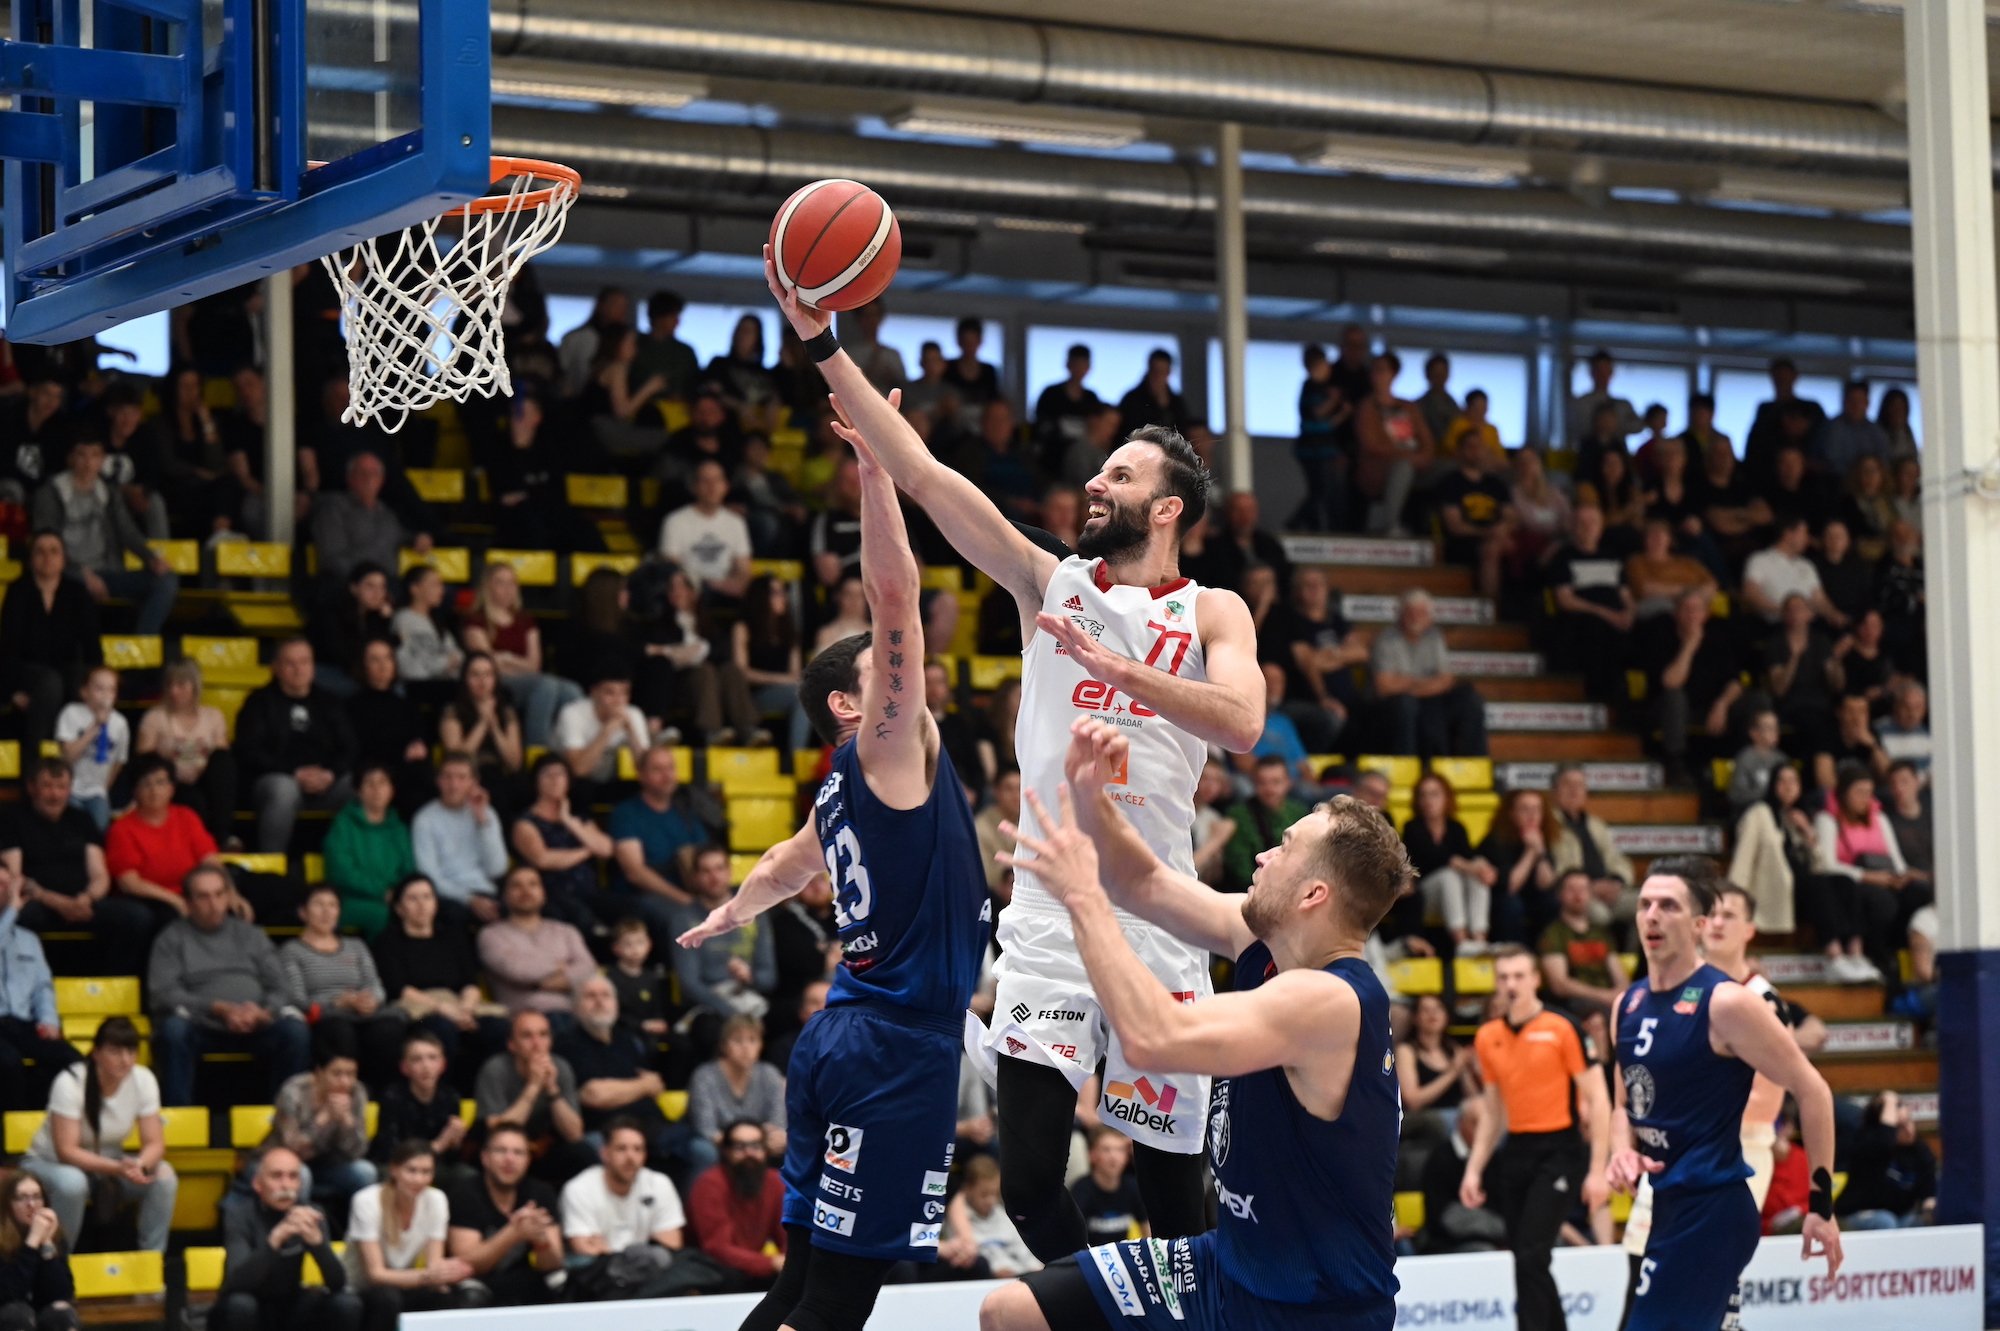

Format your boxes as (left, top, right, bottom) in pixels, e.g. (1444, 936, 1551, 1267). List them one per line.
(1608, 856, 1843, 1331)
(982, 720, 1413, 1331)
(675, 411, 989, 1331)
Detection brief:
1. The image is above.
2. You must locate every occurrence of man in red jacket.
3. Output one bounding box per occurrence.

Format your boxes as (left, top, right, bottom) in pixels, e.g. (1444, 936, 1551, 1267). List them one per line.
(688, 1117, 787, 1290)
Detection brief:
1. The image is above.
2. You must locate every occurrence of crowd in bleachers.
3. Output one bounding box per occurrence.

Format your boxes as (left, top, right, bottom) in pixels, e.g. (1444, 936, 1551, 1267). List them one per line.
(0, 269, 1945, 1323)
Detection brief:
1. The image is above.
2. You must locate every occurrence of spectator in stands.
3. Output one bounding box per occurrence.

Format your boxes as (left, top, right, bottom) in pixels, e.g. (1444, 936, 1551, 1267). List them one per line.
(323, 766, 416, 937)
(976, 769, 1020, 897)
(1876, 518, 1926, 673)
(1398, 991, 1478, 1137)
(1883, 759, 1933, 883)
(51, 666, 124, 831)
(644, 569, 764, 745)
(1625, 517, 1716, 621)
(463, 562, 583, 749)
(1677, 391, 1730, 470)
(948, 1155, 1039, 1277)
(1569, 349, 1641, 443)
(411, 754, 508, 924)
(281, 884, 401, 1074)
(1840, 460, 1897, 553)
(1549, 764, 1636, 943)
(1875, 680, 1932, 778)
(148, 864, 309, 1104)
(837, 299, 905, 397)
(95, 387, 170, 540)
(1222, 757, 1309, 892)
(20, 1017, 172, 1254)
(0, 1171, 79, 1331)
(1115, 347, 1190, 442)
(437, 652, 526, 799)
(1838, 1091, 1935, 1230)
(1059, 403, 1124, 494)
(474, 1010, 592, 1185)
(1588, 449, 1646, 542)
(687, 1015, 785, 1162)
(344, 640, 433, 812)
(1744, 515, 1844, 628)
(1189, 489, 1291, 600)
(811, 576, 870, 657)
(1692, 440, 1771, 563)
(555, 672, 650, 791)
(1, 531, 101, 753)
(135, 659, 234, 843)
(687, 1117, 786, 1291)
(445, 1123, 565, 1307)
(1820, 525, 1883, 652)
(1416, 1094, 1503, 1256)
(215, 1146, 361, 1331)
(660, 391, 745, 496)
(1646, 590, 1742, 786)
(1727, 708, 1791, 815)
(734, 575, 810, 751)
(1031, 342, 1102, 470)
(264, 1025, 376, 1212)
(926, 661, 991, 803)
(807, 457, 864, 603)
(1248, 665, 1319, 795)
(583, 325, 668, 462)
(671, 847, 776, 1032)
(1728, 763, 1813, 939)
(1412, 351, 1458, 449)
(1744, 359, 1827, 487)
(1762, 444, 1835, 537)
(557, 288, 630, 397)
(311, 452, 429, 588)
(487, 396, 581, 554)
(392, 565, 463, 692)
(510, 755, 615, 934)
(32, 434, 178, 634)
(0, 874, 78, 1112)
(1441, 387, 1502, 473)
(732, 434, 808, 559)
(478, 866, 596, 1020)
(1546, 504, 1633, 704)
(311, 563, 395, 698)
(1434, 435, 1514, 600)
(236, 639, 357, 854)
(368, 1029, 470, 1177)
(1814, 693, 1890, 792)
(2, 759, 152, 972)
(1370, 590, 1489, 759)
(0, 373, 70, 506)
(1820, 381, 1892, 479)
(558, 977, 677, 1155)
(1815, 762, 1926, 985)
(1403, 773, 1493, 955)
(1476, 790, 1561, 946)
(606, 917, 673, 1045)
(608, 746, 711, 942)
(1762, 594, 1838, 760)
(705, 315, 780, 433)
(370, 876, 503, 1085)
(660, 460, 753, 599)
(1536, 870, 1627, 1019)
(1355, 351, 1436, 537)
(1069, 1125, 1149, 1247)
(345, 1140, 487, 1331)
(106, 753, 226, 930)
(559, 1117, 686, 1284)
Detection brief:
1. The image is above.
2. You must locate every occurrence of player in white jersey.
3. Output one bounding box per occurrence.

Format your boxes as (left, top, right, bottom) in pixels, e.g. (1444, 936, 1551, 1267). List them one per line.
(1620, 880, 1820, 1330)
(765, 252, 1266, 1259)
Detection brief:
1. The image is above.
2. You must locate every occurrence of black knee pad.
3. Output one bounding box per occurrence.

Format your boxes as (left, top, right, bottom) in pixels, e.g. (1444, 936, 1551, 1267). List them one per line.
(785, 1243, 893, 1331)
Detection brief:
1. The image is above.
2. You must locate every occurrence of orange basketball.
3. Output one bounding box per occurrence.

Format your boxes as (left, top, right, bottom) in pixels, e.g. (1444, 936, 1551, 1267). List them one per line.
(770, 179, 902, 312)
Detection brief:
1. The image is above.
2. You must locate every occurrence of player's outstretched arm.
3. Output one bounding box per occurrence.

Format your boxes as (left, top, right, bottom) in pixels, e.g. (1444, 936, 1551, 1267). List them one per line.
(767, 249, 1056, 609)
(1036, 587, 1266, 752)
(675, 819, 822, 949)
(1712, 983, 1844, 1275)
(1052, 719, 1254, 958)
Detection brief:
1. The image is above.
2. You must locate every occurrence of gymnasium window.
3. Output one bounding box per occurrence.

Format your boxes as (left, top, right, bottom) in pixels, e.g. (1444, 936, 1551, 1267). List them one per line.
(873, 315, 1006, 380)
(1405, 351, 1532, 447)
(96, 310, 171, 376)
(672, 305, 785, 367)
(1204, 339, 1311, 438)
(1709, 368, 1846, 453)
(1569, 360, 1693, 437)
(1025, 326, 1176, 408)
(1869, 381, 1923, 447)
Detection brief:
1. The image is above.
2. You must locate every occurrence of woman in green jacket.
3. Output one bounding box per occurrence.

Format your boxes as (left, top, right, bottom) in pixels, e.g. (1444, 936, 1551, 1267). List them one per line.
(323, 764, 417, 935)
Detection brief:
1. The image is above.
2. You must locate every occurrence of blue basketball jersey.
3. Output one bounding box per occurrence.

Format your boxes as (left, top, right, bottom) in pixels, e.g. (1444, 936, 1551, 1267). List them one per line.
(1614, 963, 1756, 1193)
(1210, 944, 1400, 1313)
(811, 737, 988, 1018)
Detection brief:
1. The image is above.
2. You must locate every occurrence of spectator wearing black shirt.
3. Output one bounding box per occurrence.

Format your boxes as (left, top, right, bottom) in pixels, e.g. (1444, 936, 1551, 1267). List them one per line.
(1883, 761, 1933, 884)
(1069, 1127, 1149, 1246)
(99, 384, 171, 539)
(368, 876, 504, 1086)
(807, 457, 863, 618)
(1417, 1095, 1502, 1255)
(1195, 490, 1291, 598)
(1761, 595, 1838, 763)
(0, 374, 71, 506)
(1827, 609, 1894, 714)
(1765, 444, 1835, 533)
(955, 399, 1042, 524)
(925, 661, 990, 802)
(634, 291, 702, 403)
(1647, 590, 1743, 785)
(444, 1125, 565, 1307)
(1269, 568, 1366, 753)
(215, 1147, 360, 1331)
(236, 639, 359, 854)
(1743, 359, 1828, 493)
(0, 532, 101, 751)
(1433, 435, 1514, 600)
(368, 1029, 473, 1188)
(1838, 1092, 1935, 1229)
(1291, 343, 1350, 533)
(1690, 441, 1770, 566)
(1875, 520, 1926, 676)
(1546, 505, 1634, 704)
(1813, 521, 1875, 627)
(1813, 694, 1890, 794)
(488, 394, 600, 555)
(1572, 401, 1631, 501)
(940, 317, 1000, 432)
(1115, 347, 1192, 441)
(0, 760, 152, 969)
(605, 919, 672, 1047)
(1476, 790, 1560, 945)
(1403, 774, 1493, 953)
(557, 977, 677, 1161)
(1032, 343, 1104, 476)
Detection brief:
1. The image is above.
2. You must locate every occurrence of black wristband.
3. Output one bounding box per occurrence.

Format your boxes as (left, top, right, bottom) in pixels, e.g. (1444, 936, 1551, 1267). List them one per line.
(1808, 1166, 1834, 1220)
(803, 328, 840, 363)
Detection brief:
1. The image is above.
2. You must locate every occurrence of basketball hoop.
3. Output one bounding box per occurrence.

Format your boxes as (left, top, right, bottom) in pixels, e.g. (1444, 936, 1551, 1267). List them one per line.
(320, 156, 581, 433)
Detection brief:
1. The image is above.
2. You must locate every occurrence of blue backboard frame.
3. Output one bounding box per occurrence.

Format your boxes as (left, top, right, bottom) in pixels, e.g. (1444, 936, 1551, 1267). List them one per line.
(2, 0, 491, 344)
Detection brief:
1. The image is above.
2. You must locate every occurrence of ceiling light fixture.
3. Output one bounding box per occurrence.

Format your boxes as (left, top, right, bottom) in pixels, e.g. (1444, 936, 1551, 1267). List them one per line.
(888, 100, 1144, 151)
(1298, 135, 1529, 186)
(491, 58, 708, 111)
(993, 216, 1089, 234)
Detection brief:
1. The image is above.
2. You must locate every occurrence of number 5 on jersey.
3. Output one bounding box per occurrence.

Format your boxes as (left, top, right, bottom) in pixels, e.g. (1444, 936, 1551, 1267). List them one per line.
(824, 824, 874, 929)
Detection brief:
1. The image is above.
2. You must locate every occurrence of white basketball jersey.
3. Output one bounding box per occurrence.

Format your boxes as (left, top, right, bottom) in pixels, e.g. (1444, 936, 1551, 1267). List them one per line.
(1012, 556, 1208, 920)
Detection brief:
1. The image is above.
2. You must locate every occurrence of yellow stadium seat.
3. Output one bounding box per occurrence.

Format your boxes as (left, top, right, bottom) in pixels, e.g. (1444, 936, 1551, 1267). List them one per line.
(726, 774, 797, 799)
(230, 1105, 275, 1147)
(304, 854, 326, 883)
(227, 599, 304, 633)
(708, 747, 782, 790)
(730, 853, 763, 884)
(566, 474, 628, 509)
(40, 740, 60, 758)
(214, 541, 291, 579)
(483, 549, 559, 587)
(658, 399, 691, 433)
(4, 1113, 43, 1154)
(201, 378, 237, 411)
(795, 748, 828, 780)
(61, 1015, 151, 1057)
(71, 1251, 164, 1299)
(124, 540, 200, 575)
(55, 976, 141, 1016)
(570, 552, 640, 584)
(1430, 757, 1493, 792)
(184, 1247, 226, 1293)
(1394, 1191, 1425, 1233)
(729, 797, 799, 853)
(175, 1176, 226, 1233)
(970, 655, 1023, 691)
(0, 741, 17, 780)
(1610, 1190, 1632, 1223)
(158, 1106, 211, 1149)
(405, 468, 466, 503)
(400, 547, 471, 582)
(658, 1089, 689, 1122)
(750, 559, 804, 584)
(951, 594, 981, 658)
(617, 744, 693, 782)
(1461, 805, 1496, 844)
(1357, 755, 1421, 789)
(100, 635, 163, 669)
(1617, 953, 1638, 978)
(1626, 671, 1649, 702)
(1454, 956, 1496, 995)
(1305, 754, 1344, 777)
(206, 687, 251, 737)
(219, 853, 287, 877)
(921, 566, 963, 593)
(181, 636, 265, 686)
(1387, 957, 1443, 996)
(1457, 792, 1500, 826)
(462, 1099, 478, 1123)
(1712, 758, 1735, 792)
(302, 1246, 341, 1287)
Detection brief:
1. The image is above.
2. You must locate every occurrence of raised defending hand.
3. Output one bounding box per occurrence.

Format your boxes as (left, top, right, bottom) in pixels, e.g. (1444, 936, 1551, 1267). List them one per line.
(1065, 717, 1130, 791)
(998, 786, 1104, 908)
(1801, 1213, 1843, 1277)
(676, 900, 740, 950)
(764, 244, 830, 340)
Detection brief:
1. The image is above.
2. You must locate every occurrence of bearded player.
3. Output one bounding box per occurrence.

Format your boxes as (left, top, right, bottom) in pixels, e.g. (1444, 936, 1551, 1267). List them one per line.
(766, 251, 1265, 1257)
(981, 718, 1408, 1331)
(1608, 858, 1842, 1331)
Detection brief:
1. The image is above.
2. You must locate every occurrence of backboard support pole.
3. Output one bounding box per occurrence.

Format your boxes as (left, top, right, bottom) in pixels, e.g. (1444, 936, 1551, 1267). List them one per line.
(264, 269, 297, 547)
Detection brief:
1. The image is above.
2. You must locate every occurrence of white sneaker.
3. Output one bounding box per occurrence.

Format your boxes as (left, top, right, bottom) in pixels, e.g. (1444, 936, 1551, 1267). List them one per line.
(1457, 939, 1491, 957)
(1850, 956, 1886, 983)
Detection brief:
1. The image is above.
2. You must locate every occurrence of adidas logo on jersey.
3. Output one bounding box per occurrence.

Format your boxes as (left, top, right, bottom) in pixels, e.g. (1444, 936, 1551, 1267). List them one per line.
(1063, 595, 1084, 610)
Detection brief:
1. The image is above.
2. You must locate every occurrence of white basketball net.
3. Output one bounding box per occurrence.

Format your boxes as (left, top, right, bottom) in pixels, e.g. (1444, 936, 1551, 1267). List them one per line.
(320, 161, 579, 433)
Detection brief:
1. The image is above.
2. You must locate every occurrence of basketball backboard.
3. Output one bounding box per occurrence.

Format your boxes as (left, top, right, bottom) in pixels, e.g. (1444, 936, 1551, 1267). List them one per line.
(2, 0, 492, 344)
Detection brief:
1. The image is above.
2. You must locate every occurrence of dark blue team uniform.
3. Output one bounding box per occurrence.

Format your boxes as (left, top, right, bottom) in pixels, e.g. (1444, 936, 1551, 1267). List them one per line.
(1614, 964, 1762, 1331)
(1073, 947, 1402, 1330)
(778, 738, 989, 1261)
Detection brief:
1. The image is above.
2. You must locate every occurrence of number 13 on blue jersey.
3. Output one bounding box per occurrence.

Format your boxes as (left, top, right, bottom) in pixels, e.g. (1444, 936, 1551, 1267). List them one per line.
(823, 824, 874, 930)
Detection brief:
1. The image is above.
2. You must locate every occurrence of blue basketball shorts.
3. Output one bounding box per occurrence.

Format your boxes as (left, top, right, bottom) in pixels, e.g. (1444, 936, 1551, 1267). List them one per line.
(1627, 1182, 1762, 1331)
(1043, 1233, 1394, 1331)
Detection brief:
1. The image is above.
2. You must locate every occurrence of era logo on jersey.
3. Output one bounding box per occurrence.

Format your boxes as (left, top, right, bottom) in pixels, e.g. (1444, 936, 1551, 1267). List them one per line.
(824, 1124, 864, 1173)
(1071, 680, 1155, 731)
(1105, 1078, 1179, 1132)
